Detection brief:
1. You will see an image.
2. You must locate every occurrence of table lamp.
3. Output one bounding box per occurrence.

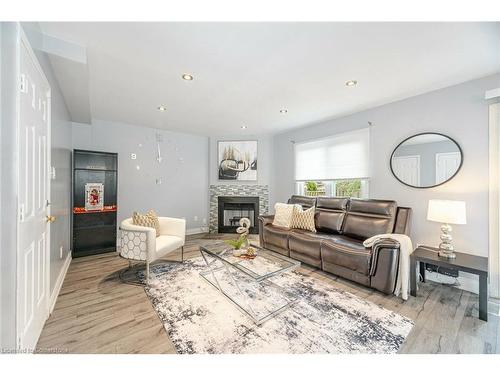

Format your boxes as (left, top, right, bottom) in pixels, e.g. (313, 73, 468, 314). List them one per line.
(427, 199, 466, 259)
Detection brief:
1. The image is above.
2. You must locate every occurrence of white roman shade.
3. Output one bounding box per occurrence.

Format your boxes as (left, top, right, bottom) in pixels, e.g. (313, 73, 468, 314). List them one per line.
(294, 128, 370, 181)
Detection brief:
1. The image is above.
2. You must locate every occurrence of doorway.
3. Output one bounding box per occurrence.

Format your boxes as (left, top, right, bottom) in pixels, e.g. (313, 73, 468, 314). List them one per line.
(489, 102, 500, 309)
(16, 31, 52, 350)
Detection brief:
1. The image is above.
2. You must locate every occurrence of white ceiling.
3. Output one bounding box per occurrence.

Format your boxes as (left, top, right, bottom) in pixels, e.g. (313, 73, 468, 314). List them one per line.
(39, 22, 500, 136)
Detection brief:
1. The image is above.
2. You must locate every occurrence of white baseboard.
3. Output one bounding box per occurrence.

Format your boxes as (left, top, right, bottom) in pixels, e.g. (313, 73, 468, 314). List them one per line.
(186, 227, 209, 235)
(425, 270, 500, 316)
(49, 252, 72, 314)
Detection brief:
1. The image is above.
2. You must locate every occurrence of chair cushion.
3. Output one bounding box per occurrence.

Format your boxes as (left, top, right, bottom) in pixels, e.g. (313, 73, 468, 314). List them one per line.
(321, 236, 372, 275)
(263, 224, 290, 250)
(342, 199, 397, 240)
(290, 206, 316, 232)
(315, 197, 349, 234)
(155, 235, 184, 258)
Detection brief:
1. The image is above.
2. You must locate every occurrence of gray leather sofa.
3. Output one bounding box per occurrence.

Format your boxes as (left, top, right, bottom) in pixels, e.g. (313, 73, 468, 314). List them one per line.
(258, 195, 412, 294)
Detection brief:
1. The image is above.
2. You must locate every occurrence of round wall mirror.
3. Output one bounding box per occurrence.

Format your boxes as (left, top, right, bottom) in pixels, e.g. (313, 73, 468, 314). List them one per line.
(390, 132, 463, 188)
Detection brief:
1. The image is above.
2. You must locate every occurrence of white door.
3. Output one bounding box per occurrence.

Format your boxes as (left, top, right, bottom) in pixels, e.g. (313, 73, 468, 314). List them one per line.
(17, 33, 51, 350)
(392, 155, 420, 186)
(435, 152, 461, 184)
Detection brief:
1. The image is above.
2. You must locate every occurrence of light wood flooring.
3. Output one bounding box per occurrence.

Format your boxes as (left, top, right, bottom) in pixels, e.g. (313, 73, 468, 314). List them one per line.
(36, 234, 500, 354)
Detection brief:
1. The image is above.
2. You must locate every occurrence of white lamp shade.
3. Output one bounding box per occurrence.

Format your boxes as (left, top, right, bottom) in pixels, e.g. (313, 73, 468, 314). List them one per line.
(427, 199, 467, 225)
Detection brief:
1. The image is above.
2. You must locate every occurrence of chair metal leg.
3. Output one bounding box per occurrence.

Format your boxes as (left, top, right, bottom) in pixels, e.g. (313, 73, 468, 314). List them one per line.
(146, 260, 150, 285)
(181, 246, 184, 262)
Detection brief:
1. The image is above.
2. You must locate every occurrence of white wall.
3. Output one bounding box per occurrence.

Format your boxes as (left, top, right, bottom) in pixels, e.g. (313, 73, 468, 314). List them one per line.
(0, 21, 19, 350)
(272, 73, 500, 258)
(72, 120, 209, 231)
(209, 135, 272, 186)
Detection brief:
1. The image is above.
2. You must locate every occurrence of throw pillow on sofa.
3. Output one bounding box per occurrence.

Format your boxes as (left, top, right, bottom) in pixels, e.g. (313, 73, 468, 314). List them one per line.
(133, 210, 160, 237)
(273, 203, 298, 229)
(291, 205, 317, 232)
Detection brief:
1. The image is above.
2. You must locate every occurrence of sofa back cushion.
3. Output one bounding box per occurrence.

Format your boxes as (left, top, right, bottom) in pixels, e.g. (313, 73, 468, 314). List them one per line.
(287, 195, 316, 209)
(342, 199, 397, 240)
(315, 197, 349, 234)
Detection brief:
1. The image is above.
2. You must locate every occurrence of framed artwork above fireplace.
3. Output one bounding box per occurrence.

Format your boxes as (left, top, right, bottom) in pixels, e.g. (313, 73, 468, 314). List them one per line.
(218, 140, 258, 181)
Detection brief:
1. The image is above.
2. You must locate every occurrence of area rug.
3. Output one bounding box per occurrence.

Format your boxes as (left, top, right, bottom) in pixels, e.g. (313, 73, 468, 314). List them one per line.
(142, 258, 414, 354)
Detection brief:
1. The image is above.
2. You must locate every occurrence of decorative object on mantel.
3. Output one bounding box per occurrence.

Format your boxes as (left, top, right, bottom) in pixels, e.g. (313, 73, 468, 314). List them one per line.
(218, 140, 257, 181)
(390, 132, 463, 188)
(427, 199, 467, 259)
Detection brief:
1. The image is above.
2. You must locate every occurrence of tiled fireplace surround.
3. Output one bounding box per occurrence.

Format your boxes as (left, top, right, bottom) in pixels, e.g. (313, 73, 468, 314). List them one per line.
(209, 185, 270, 233)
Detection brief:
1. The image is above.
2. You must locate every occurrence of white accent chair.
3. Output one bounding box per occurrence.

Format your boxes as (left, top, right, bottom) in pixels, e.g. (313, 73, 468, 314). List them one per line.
(119, 216, 186, 284)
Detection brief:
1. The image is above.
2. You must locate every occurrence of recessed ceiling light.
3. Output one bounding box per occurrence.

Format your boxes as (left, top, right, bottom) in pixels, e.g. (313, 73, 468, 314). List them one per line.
(241, 125, 247, 129)
(182, 73, 194, 81)
(345, 80, 358, 87)
(157, 105, 167, 112)
(280, 109, 288, 114)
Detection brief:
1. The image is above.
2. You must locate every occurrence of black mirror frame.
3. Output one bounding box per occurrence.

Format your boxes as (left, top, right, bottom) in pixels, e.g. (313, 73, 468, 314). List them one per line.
(389, 132, 463, 189)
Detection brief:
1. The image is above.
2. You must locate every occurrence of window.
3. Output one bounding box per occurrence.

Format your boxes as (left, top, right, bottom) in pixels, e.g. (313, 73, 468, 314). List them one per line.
(295, 179, 369, 198)
(294, 128, 370, 198)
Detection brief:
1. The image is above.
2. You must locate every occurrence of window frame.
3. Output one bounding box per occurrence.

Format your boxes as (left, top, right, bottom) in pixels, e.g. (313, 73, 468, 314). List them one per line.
(295, 178, 370, 199)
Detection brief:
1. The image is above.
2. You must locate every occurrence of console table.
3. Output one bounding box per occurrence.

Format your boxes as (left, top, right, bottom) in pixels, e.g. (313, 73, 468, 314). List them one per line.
(410, 246, 488, 321)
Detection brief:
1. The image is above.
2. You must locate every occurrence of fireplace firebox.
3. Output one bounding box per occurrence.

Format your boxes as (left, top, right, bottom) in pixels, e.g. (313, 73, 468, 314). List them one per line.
(217, 196, 259, 234)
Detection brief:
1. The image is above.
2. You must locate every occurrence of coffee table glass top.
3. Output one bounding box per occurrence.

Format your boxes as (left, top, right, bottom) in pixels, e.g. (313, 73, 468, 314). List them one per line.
(199, 242, 300, 282)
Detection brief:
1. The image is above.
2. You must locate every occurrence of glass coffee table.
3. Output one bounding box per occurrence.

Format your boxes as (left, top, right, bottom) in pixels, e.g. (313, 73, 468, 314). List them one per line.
(199, 242, 301, 325)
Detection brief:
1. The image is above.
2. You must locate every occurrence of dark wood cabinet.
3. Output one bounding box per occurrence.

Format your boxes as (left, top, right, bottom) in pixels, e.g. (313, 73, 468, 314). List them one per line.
(72, 150, 118, 257)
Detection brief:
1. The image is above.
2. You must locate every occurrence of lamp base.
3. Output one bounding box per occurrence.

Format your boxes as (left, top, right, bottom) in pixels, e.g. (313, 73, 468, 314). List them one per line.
(437, 223, 456, 259)
(438, 249, 456, 259)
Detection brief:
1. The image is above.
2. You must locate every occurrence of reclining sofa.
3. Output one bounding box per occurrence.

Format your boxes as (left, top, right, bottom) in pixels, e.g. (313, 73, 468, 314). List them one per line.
(258, 196, 411, 294)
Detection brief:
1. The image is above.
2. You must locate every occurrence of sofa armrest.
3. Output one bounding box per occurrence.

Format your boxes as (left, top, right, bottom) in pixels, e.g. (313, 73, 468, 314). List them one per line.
(369, 240, 400, 294)
(259, 214, 274, 226)
(258, 215, 274, 247)
(158, 217, 186, 241)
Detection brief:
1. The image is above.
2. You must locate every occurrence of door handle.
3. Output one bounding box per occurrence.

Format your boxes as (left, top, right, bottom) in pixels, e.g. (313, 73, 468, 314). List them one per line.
(46, 215, 56, 223)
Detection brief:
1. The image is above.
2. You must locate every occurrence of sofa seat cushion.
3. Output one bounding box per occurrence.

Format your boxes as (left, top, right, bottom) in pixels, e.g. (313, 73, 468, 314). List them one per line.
(155, 235, 184, 259)
(321, 236, 372, 275)
(262, 224, 291, 250)
(287, 230, 333, 268)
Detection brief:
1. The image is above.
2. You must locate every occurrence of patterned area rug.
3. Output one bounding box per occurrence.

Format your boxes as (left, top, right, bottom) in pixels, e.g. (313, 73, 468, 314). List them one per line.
(142, 258, 414, 354)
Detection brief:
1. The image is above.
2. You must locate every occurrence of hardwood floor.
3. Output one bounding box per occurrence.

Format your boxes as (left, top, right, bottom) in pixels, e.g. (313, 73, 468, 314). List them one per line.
(36, 234, 500, 354)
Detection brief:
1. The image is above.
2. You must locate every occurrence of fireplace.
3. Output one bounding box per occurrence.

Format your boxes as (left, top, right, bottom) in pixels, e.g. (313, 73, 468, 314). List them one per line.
(217, 196, 259, 234)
